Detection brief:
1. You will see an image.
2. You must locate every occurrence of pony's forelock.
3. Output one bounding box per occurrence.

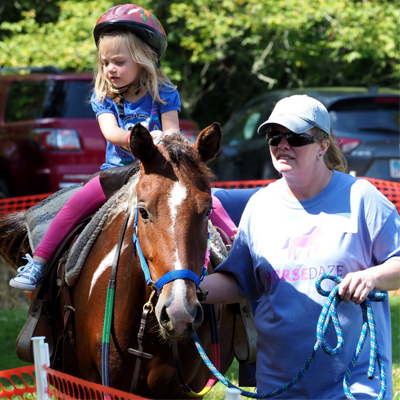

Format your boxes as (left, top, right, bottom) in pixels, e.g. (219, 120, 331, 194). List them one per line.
(162, 134, 215, 181)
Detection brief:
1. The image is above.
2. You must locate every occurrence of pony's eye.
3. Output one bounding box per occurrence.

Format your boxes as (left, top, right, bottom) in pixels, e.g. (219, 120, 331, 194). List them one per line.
(138, 207, 149, 220)
(204, 207, 213, 220)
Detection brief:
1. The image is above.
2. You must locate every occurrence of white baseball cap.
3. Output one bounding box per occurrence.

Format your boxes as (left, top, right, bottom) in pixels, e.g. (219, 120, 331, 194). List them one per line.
(258, 95, 331, 135)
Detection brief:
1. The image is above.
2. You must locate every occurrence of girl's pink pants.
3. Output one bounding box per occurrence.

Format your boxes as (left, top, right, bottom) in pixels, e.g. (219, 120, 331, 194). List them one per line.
(35, 175, 236, 261)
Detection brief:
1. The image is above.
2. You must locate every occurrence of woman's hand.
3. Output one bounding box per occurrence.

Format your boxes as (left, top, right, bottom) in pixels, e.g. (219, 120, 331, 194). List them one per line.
(230, 228, 238, 243)
(338, 269, 377, 305)
(338, 258, 400, 305)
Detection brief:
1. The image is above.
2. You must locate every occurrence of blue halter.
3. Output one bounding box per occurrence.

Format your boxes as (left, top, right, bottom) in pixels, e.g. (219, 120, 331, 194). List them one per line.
(132, 204, 207, 293)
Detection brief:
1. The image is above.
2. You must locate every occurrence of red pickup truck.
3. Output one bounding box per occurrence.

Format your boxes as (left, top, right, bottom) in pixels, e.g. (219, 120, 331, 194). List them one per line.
(0, 67, 199, 198)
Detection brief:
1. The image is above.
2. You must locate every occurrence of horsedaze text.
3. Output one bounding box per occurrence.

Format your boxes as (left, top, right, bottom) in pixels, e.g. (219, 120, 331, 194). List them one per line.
(265, 264, 344, 283)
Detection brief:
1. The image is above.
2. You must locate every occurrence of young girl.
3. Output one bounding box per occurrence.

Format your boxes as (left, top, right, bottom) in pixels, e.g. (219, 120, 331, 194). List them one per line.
(10, 4, 236, 291)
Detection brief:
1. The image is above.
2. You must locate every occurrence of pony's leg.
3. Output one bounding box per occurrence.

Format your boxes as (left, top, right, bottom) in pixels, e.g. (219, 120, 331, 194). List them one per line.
(209, 195, 237, 244)
(35, 175, 107, 262)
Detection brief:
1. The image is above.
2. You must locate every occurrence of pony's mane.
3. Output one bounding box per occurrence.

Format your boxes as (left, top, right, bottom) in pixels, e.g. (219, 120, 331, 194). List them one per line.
(106, 174, 139, 226)
(162, 133, 215, 181)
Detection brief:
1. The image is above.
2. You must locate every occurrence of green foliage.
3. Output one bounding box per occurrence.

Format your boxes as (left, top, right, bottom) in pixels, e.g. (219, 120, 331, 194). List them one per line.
(391, 294, 400, 364)
(0, 1, 118, 71)
(166, 0, 399, 123)
(390, 293, 400, 398)
(0, 0, 398, 126)
(0, 308, 30, 370)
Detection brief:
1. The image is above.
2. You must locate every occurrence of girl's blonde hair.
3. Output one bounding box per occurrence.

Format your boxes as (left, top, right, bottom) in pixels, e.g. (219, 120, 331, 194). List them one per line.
(94, 30, 175, 105)
(313, 127, 348, 173)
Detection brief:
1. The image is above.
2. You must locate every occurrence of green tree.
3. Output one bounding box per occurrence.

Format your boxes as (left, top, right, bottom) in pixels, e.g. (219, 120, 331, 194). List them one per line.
(0, 0, 398, 126)
(167, 0, 399, 123)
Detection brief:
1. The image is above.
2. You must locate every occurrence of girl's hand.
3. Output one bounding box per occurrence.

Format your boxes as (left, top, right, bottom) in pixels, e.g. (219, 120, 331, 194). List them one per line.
(151, 128, 180, 144)
(150, 130, 164, 143)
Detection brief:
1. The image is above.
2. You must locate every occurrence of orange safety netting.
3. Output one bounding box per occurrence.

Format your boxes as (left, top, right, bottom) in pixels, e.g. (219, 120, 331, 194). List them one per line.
(0, 365, 150, 400)
(0, 193, 52, 215)
(0, 365, 36, 399)
(212, 178, 400, 214)
(0, 178, 398, 215)
(362, 177, 400, 213)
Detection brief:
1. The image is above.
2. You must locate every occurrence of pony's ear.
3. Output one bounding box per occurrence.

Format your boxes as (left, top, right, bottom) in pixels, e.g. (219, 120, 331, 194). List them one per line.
(194, 122, 222, 163)
(129, 123, 157, 162)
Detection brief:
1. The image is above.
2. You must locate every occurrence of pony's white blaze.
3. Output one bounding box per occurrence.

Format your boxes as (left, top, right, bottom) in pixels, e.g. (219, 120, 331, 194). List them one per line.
(173, 248, 182, 270)
(173, 279, 187, 302)
(168, 181, 187, 268)
(168, 181, 187, 231)
(168, 181, 189, 299)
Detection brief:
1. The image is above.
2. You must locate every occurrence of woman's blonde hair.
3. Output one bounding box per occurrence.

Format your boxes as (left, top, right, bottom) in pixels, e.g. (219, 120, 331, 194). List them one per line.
(313, 127, 348, 173)
(93, 30, 175, 105)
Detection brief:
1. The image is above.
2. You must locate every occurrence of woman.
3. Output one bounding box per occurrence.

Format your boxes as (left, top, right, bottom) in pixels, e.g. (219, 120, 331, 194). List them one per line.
(200, 94, 400, 399)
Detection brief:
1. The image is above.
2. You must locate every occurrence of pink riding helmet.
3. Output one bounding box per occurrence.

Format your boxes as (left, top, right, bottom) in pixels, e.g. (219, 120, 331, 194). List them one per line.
(93, 4, 167, 58)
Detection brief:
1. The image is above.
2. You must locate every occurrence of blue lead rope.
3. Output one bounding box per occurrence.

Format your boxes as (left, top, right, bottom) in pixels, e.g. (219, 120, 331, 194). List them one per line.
(193, 273, 388, 399)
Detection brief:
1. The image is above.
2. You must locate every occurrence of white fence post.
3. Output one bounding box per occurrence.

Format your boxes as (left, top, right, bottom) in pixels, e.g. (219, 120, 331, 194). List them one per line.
(31, 336, 50, 400)
(225, 387, 242, 400)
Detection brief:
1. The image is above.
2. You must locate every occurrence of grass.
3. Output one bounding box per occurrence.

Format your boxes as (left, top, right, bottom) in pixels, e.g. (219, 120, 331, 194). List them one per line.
(0, 293, 399, 399)
(0, 307, 31, 370)
(390, 292, 400, 400)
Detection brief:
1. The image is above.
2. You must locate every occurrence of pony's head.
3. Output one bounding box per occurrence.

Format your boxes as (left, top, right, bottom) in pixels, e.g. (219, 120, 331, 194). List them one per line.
(129, 122, 221, 339)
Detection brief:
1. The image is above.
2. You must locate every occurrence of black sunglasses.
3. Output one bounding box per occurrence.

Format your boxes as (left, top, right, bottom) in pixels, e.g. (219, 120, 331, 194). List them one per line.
(266, 130, 318, 147)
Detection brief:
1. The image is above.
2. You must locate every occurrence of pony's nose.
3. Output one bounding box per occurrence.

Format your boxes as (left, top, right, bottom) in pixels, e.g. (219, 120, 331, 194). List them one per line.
(159, 301, 203, 339)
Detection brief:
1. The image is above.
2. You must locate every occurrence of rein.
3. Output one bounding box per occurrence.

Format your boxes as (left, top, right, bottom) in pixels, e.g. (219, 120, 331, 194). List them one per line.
(101, 210, 131, 388)
(192, 273, 388, 400)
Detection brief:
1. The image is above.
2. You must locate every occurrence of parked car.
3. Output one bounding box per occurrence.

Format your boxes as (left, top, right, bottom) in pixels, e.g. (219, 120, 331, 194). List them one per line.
(210, 88, 400, 182)
(0, 67, 199, 198)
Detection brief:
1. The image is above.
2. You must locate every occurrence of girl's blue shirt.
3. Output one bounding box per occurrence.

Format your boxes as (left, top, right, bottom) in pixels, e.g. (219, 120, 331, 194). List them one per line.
(91, 87, 181, 170)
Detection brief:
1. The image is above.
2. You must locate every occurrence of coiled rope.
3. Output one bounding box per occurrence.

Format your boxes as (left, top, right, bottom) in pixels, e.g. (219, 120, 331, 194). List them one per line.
(193, 273, 388, 399)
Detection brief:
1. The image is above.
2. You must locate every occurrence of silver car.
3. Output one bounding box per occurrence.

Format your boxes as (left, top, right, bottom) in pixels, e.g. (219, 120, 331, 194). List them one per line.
(211, 88, 400, 182)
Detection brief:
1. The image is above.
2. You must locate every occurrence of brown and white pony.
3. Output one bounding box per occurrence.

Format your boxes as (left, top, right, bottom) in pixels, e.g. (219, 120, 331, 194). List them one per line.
(0, 123, 235, 399)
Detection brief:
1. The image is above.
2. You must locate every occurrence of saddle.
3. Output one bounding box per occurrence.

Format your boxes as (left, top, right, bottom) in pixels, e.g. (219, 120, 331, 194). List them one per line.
(15, 218, 87, 365)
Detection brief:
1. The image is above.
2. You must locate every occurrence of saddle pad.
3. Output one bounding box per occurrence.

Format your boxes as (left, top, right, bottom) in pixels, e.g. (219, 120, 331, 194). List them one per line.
(65, 173, 140, 286)
(208, 221, 229, 267)
(25, 184, 83, 253)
